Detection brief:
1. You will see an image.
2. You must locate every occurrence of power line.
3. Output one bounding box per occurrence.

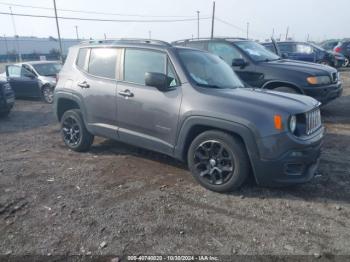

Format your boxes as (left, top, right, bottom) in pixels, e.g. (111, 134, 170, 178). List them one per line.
(0, 1, 199, 18)
(0, 11, 211, 23)
(215, 17, 245, 32)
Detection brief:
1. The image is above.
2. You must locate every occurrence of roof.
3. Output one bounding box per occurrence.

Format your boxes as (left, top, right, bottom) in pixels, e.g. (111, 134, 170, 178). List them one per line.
(172, 37, 249, 45)
(78, 38, 172, 50)
(15, 60, 61, 66)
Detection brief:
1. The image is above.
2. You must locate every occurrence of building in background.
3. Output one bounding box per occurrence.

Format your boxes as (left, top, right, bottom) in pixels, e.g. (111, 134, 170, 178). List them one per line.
(0, 36, 80, 62)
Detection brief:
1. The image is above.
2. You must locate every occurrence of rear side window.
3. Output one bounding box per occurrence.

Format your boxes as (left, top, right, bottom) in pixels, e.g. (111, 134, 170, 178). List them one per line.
(76, 48, 88, 70)
(208, 42, 243, 65)
(186, 41, 206, 50)
(124, 49, 166, 85)
(88, 48, 118, 79)
(296, 44, 313, 54)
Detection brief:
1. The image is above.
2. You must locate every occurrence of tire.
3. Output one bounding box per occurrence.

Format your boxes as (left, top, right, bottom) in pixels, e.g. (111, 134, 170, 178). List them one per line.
(41, 85, 54, 104)
(273, 86, 299, 94)
(187, 130, 250, 192)
(60, 109, 94, 152)
(344, 58, 350, 67)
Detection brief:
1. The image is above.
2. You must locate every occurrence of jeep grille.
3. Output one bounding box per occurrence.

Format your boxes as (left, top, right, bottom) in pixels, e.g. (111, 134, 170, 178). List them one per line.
(305, 108, 322, 135)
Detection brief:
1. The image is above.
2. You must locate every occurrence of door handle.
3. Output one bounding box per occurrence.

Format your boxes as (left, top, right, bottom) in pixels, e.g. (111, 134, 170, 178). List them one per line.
(118, 89, 134, 98)
(78, 81, 90, 88)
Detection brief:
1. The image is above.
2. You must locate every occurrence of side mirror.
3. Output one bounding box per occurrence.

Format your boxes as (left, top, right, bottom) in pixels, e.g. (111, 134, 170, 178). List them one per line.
(145, 72, 168, 91)
(232, 58, 247, 68)
(281, 53, 289, 58)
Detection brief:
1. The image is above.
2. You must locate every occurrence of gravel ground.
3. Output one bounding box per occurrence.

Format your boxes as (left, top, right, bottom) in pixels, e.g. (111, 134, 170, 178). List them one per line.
(0, 69, 350, 260)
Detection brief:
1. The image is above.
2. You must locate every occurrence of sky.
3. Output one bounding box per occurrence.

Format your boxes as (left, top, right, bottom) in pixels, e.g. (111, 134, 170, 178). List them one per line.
(0, 0, 349, 42)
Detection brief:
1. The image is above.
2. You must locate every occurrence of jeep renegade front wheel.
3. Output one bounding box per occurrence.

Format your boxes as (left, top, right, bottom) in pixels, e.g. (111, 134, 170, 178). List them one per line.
(61, 109, 94, 152)
(187, 130, 250, 192)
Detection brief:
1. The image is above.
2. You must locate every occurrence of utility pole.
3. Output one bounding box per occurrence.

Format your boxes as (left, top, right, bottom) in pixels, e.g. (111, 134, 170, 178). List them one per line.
(285, 26, 289, 40)
(210, 2, 215, 39)
(271, 28, 275, 38)
(196, 10, 200, 39)
(306, 33, 310, 42)
(148, 30, 152, 39)
(3, 35, 9, 62)
(246, 22, 249, 39)
(75, 25, 79, 41)
(104, 33, 107, 40)
(9, 6, 22, 62)
(53, 0, 63, 62)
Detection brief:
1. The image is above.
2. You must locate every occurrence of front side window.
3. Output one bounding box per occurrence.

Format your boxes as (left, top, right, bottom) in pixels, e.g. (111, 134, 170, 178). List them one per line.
(178, 49, 244, 89)
(32, 63, 62, 77)
(235, 41, 280, 62)
(124, 49, 166, 85)
(208, 42, 243, 65)
(279, 43, 294, 53)
(88, 48, 118, 79)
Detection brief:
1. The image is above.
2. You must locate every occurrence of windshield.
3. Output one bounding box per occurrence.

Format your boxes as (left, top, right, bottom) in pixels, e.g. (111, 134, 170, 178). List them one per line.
(32, 63, 62, 76)
(177, 49, 244, 89)
(235, 41, 280, 62)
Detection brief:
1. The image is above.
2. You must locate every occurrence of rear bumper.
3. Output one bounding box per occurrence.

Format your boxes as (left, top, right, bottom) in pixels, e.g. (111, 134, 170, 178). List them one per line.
(252, 127, 324, 187)
(303, 82, 342, 105)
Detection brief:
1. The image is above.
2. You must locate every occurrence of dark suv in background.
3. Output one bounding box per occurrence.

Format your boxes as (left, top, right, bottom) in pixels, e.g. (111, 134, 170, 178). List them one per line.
(263, 41, 346, 68)
(54, 39, 324, 192)
(334, 40, 350, 67)
(174, 38, 342, 105)
(0, 80, 15, 117)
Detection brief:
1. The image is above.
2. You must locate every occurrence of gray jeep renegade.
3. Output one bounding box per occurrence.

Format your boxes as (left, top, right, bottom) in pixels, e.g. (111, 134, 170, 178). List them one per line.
(54, 39, 324, 192)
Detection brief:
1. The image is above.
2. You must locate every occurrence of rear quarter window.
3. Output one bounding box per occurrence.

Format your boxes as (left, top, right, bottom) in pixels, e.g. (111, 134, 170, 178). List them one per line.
(76, 48, 89, 70)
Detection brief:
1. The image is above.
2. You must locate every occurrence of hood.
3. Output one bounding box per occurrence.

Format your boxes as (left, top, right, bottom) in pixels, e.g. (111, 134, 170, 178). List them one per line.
(38, 75, 57, 85)
(261, 59, 336, 75)
(204, 86, 319, 115)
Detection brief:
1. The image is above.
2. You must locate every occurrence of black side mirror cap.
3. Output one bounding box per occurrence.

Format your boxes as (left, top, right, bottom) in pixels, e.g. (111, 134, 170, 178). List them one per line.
(281, 53, 289, 58)
(232, 58, 248, 68)
(145, 72, 168, 91)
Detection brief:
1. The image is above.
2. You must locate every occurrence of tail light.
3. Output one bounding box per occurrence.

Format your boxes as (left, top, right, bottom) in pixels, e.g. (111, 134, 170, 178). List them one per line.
(334, 47, 342, 53)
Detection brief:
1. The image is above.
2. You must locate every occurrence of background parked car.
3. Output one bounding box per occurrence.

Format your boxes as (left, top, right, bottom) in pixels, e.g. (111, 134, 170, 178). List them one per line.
(320, 40, 340, 51)
(0, 80, 15, 117)
(263, 41, 346, 68)
(5, 61, 62, 104)
(174, 38, 342, 105)
(334, 40, 350, 67)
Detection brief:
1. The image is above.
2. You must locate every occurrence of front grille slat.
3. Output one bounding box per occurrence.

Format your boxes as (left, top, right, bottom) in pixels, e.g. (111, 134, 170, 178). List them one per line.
(305, 108, 321, 135)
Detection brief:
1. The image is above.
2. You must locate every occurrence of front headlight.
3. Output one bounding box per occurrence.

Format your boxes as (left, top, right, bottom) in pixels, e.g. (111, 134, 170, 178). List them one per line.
(307, 76, 331, 85)
(289, 115, 297, 133)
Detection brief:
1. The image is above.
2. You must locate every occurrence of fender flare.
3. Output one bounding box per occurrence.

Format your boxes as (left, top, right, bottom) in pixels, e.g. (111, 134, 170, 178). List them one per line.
(173, 116, 261, 180)
(54, 91, 87, 122)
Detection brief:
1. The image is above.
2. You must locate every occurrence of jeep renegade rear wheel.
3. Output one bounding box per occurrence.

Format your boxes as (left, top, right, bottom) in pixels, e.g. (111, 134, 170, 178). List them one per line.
(187, 130, 250, 192)
(61, 109, 94, 152)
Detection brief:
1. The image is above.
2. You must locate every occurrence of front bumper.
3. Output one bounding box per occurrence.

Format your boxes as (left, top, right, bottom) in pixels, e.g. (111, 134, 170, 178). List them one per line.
(0, 91, 15, 113)
(252, 127, 324, 187)
(303, 82, 343, 105)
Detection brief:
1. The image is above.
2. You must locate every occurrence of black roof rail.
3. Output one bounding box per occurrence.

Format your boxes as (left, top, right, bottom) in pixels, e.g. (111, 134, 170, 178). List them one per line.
(80, 38, 172, 47)
(172, 36, 248, 45)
